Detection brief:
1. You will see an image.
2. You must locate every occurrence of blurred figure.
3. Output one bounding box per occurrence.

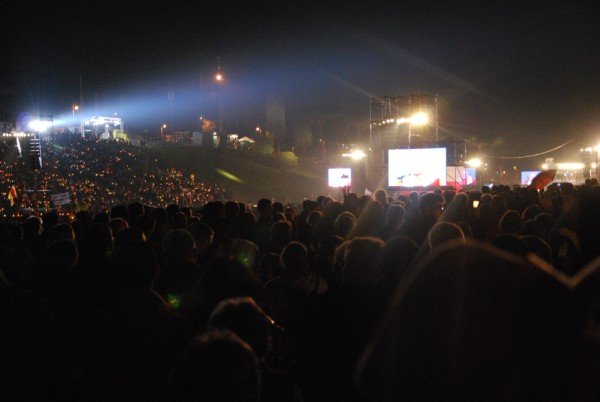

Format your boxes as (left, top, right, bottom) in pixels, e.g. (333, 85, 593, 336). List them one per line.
(169, 330, 260, 402)
(357, 241, 589, 401)
(399, 192, 444, 246)
(209, 297, 303, 402)
(428, 222, 465, 252)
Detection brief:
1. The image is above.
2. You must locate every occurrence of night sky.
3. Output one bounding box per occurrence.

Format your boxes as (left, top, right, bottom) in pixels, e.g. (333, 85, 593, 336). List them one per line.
(2, 1, 599, 158)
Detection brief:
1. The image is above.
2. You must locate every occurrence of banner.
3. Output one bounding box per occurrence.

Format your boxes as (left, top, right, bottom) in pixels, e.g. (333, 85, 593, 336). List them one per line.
(51, 192, 71, 206)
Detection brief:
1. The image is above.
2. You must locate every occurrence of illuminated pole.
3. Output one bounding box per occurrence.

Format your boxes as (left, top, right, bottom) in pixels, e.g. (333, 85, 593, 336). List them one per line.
(160, 124, 167, 140)
(168, 85, 174, 133)
(408, 96, 412, 148)
(72, 104, 79, 122)
(216, 57, 223, 135)
(369, 98, 373, 151)
(79, 74, 83, 110)
(435, 94, 439, 145)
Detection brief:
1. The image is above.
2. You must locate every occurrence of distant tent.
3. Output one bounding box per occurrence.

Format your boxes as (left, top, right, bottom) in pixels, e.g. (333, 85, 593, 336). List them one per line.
(238, 136, 256, 149)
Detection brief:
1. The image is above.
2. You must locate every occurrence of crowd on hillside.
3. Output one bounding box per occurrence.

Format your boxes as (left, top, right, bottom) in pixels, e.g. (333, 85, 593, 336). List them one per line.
(1, 181, 599, 401)
(0, 139, 231, 212)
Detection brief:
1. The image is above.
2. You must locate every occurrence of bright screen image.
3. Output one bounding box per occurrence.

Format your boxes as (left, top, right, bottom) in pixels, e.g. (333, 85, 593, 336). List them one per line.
(446, 166, 477, 187)
(388, 148, 446, 187)
(521, 171, 541, 185)
(328, 168, 352, 187)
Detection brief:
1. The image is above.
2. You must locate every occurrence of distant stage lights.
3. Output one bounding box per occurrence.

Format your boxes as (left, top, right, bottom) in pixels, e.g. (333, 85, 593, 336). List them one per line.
(3, 132, 31, 137)
(466, 157, 483, 168)
(410, 112, 429, 126)
(391, 112, 429, 126)
(555, 162, 585, 170)
(28, 119, 52, 132)
(342, 150, 367, 161)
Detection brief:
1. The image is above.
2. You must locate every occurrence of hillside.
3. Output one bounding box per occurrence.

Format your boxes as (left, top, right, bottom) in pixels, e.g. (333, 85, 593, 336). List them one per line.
(147, 145, 328, 202)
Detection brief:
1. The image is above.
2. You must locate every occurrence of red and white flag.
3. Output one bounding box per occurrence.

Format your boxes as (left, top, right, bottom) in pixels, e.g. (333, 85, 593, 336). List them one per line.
(8, 185, 18, 206)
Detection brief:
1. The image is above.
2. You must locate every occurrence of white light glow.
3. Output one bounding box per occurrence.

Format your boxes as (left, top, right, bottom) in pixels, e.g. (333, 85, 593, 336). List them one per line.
(3, 132, 30, 137)
(466, 157, 482, 168)
(342, 150, 367, 161)
(28, 120, 52, 132)
(410, 112, 429, 126)
(555, 162, 585, 170)
(541, 163, 549, 170)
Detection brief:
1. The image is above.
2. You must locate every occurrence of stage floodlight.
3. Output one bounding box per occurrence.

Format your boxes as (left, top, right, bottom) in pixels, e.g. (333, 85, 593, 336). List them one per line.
(466, 157, 483, 168)
(410, 112, 429, 126)
(342, 150, 367, 161)
(28, 119, 52, 133)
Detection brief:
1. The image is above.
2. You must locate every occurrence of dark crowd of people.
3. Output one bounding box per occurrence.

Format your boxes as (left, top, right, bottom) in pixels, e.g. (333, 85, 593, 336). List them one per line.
(1, 181, 600, 401)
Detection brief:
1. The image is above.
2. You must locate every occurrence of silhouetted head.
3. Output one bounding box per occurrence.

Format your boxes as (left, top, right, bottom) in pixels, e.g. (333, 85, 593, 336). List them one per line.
(491, 233, 530, 257)
(44, 239, 78, 275)
(132, 215, 156, 238)
(169, 330, 260, 402)
(165, 229, 196, 264)
(428, 222, 465, 251)
(209, 297, 274, 358)
(127, 202, 144, 221)
(109, 218, 129, 235)
(257, 252, 283, 284)
(385, 204, 405, 229)
(48, 223, 75, 243)
(374, 189, 388, 206)
(281, 241, 309, 280)
(172, 211, 187, 230)
(225, 201, 240, 219)
(499, 210, 522, 234)
(334, 211, 356, 238)
(110, 241, 158, 288)
(81, 223, 113, 257)
(110, 204, 129, 221)
(114, 227, 146, 250)
(342, 236, 384, 285)
(419, 193, 444, 220)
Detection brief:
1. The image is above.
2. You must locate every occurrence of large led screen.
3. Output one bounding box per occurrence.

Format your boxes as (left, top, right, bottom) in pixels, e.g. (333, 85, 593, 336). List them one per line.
(328, 168, 352, 187)
(521, 171, 541, 186)
(388, 148, 446, 187)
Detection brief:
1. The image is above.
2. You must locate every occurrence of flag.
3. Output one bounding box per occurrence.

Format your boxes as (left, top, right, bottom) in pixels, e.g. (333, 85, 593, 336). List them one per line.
(528, 170, 556, 190)
(8, 186, 17, 206)
(51, 192, 71, 206)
